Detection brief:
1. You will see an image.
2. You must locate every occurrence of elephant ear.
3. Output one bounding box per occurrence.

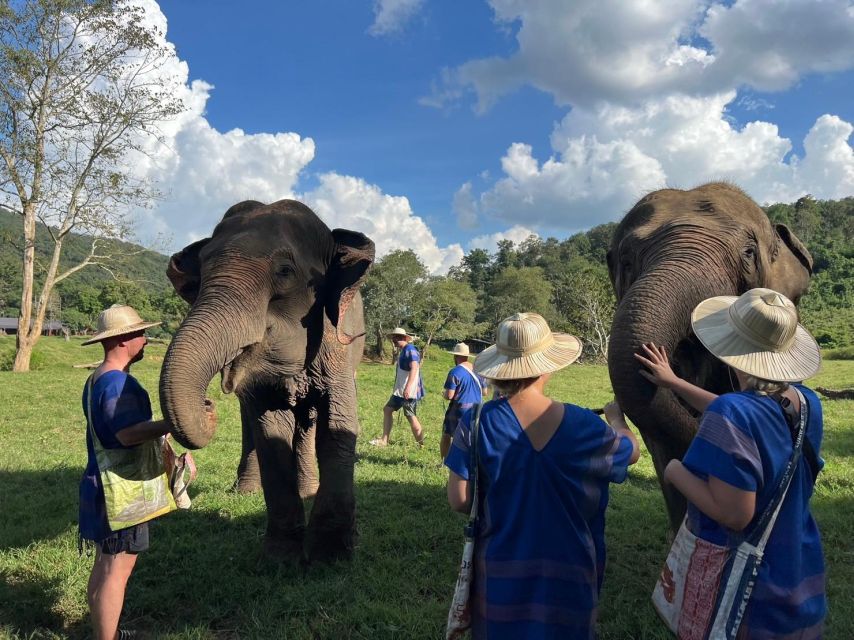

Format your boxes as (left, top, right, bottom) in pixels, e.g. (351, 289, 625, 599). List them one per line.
(167, 238, 210, 305)
(326, 229, 375, 345)
(775, 223, 813, 274)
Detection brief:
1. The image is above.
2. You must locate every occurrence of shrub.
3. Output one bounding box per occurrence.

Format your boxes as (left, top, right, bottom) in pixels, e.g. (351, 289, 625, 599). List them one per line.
(824, 346, 854, 361)
(0, 346, 48, 371)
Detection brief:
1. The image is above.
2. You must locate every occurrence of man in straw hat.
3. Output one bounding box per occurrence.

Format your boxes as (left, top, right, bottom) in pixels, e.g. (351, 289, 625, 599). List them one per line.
(79, 304, 214, 640)
(445, 312, 639, 638)
(439, 342, 486, 459)
(369, 327, 425, 446)
(635, 288, 826, 637)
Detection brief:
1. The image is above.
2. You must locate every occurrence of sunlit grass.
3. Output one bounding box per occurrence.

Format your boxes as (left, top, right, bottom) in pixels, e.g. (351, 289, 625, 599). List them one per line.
(0, 337, 851, 638)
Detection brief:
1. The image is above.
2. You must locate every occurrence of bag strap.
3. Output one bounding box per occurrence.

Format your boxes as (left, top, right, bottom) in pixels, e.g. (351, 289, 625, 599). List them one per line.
(84, 374, 103, 451)
(747, 388, 808, 550)
(459, 365, 483, 395)
(777, 391, 820, 485)
(464, 403, 484, 539)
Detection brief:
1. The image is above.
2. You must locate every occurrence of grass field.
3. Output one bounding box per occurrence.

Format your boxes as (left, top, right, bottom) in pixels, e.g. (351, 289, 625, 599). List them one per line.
(0, 336, 852, 639)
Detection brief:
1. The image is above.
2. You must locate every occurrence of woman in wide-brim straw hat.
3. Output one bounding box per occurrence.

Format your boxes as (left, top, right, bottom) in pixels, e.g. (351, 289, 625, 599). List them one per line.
(444, 312, 640, 639)
(636, 288, 827, 637)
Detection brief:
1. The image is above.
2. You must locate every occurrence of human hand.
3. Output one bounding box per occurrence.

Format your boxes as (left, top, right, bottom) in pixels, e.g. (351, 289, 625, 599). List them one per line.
(634, 342, 680, 389)
(603, 400, 626, 427)
(663, 458, 682, 484)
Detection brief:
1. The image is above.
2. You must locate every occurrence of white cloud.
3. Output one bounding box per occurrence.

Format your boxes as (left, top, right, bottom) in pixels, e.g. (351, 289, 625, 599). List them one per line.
(453, 182, 479, 229)
(118, 2, 462, 275)
(468, 225, 538, 253)
(300, 173, 464, 274)
(425, 0, 854, 110)
(464, 97, 854, 230)
(368, 0, 425, 36)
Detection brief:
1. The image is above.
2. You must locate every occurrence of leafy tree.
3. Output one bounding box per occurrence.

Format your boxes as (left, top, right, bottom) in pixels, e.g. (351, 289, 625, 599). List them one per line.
(411, 277, 480, 357)
(552, 260, 615, 362)
(1, 0, 185, 370)
(481, 266, 554, 326)
(361, 249, 428, 358)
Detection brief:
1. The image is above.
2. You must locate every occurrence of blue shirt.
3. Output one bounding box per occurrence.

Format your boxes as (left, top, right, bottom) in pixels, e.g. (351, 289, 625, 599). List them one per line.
(682, 386, 826, 639)
(445, 398, 635, 640)
(79, 370, 152, 540)
(393, 343, 424, 399)
(443, 364, 485, 406)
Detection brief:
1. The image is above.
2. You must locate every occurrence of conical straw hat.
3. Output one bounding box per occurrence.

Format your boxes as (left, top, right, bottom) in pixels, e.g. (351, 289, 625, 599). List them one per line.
(82, 304, 161, 346)
(691, 288, 821, 382)
(474, 312, 581, 380)
(446, 342, 472, 357)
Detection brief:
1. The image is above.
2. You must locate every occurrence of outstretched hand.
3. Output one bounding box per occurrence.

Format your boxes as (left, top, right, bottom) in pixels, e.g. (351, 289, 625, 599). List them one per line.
(634, 342, 680, 389)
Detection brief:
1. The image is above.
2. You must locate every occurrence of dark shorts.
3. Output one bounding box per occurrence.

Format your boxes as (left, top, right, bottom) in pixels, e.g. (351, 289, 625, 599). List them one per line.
(100, 522, 150, 555)
(443, 402, 478, 436)
(386, 395, 419, 417)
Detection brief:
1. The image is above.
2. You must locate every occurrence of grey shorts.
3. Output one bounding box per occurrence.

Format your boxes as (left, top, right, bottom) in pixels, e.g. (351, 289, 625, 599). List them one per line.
(386, 395, 419, 417)
(100, 522, 150, 555)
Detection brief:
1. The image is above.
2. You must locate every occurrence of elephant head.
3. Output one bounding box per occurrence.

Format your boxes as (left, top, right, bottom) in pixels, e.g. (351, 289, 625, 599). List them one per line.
(160, 199, 375, 450)
(606, 182, 812, 528)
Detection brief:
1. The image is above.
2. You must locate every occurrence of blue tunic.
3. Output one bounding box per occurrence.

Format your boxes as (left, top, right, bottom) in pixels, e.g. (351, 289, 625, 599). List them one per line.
(393, 343, 424, 399)
(442, 364, 486, 436)
(79, 370, 152, 541)
(682, 385, 826, 639)
(445, 398, 635, 639)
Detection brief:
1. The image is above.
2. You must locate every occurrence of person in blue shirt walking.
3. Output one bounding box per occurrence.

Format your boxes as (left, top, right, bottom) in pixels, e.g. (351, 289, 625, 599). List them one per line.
(440, 342, 486, 459)
(445, 312, 640, 639)
(635, 288, 826, 639)
(370, 327, 425, 446)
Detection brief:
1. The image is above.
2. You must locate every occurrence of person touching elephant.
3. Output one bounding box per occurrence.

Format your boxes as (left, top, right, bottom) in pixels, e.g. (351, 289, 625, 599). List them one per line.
(160, 199, 374, 563)
(606, 182, 813, 530)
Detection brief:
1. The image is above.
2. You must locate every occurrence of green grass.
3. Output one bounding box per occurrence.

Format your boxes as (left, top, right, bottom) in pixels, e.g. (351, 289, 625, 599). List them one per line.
(0, 336, 852, 639)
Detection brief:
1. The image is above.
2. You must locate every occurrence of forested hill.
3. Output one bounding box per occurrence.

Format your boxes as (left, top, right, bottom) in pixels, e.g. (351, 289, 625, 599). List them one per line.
(1, 195, 852, 350)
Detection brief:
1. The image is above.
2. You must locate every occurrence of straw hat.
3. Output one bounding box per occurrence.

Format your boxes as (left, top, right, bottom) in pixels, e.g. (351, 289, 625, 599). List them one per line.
(82, 304, 161, 346)
(474, 312, 582, 380)
(691, 288, 821, 382)
(446, 342, 472, 357)
(386, 327, 416, 341)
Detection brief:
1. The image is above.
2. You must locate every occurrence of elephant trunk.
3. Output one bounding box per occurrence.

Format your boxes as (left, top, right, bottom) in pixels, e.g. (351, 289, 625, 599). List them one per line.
(608, 267, 730, 445)
(160, 286, 266, 449)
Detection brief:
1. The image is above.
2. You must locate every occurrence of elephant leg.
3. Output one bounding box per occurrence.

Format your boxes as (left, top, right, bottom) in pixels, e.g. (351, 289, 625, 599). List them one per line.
(295, 420, 319, 500)
(254, 407, 306, 563)
(643, 433, 689, 533)
(234, 402, 261, 494)
(306, 402, 357, 563)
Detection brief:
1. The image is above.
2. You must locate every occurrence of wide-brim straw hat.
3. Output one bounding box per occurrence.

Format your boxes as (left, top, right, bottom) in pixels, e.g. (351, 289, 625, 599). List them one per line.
(446, 342, 472, 357)
(386, 327, 416, 341)
(474, 312, 582, 380)
(82, 304, 161, 346)
(691, 288, 821, 382)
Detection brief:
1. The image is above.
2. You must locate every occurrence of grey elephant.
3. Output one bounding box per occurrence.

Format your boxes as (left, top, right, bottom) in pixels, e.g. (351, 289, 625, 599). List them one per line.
(606, 182, 812, 530)
(160, 199, 374, 562)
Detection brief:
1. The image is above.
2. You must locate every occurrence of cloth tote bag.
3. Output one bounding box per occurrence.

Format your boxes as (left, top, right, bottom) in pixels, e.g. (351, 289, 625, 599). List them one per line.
(651, 389, 809, 639)
(446, 403, 483, 640)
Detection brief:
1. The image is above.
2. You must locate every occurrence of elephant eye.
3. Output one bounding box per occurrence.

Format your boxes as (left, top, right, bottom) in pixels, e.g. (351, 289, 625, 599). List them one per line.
(276, 264, 294, 278)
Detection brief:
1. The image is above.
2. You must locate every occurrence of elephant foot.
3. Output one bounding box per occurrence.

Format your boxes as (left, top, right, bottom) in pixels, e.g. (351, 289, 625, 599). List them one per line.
(262, 532, 306, 567)
(306, 523, 357, 564)
(230, 476, 262, 494)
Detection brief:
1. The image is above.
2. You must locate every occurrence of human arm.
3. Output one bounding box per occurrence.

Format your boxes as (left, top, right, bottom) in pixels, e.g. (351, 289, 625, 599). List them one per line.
(447, 470, 471, 513)
(603, 401, 641, 465)
(404, 361, 420, 400)
(444, 388, 456, 401)
(664, 460, 756, 531)
(117, 398, 217, 447)
(634, 342, 718, 413)
(443, 373, 458, 401)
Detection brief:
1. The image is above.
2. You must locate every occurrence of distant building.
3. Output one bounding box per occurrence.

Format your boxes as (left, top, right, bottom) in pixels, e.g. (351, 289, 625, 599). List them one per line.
(0, 318, 66, 336)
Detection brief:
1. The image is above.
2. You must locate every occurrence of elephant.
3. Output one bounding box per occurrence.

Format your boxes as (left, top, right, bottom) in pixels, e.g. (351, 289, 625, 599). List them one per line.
(159, 199, 375, 562)
(606, 182, 812, 531)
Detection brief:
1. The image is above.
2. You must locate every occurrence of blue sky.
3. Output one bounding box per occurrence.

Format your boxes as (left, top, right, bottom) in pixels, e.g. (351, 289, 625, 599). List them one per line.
(137, 0, 854, 272)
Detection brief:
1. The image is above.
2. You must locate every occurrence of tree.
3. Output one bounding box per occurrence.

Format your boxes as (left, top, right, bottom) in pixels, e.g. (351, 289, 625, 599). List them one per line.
(1, 0, 185, 370)
(481, 266, 554, 326)
(553, 260, 615, 362)
(361, 249, 428, 358)
(411, 277, 479, 357)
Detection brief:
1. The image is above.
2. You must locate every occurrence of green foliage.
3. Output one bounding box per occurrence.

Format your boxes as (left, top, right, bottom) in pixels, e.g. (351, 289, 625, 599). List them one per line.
(0, 343, 46, 371)
(824, 346, 854, 361)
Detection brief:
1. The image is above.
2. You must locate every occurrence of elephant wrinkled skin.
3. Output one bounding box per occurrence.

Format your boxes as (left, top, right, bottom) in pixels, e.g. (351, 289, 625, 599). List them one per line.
(606, 183, 812, 531)
(160, 199, 374, 562)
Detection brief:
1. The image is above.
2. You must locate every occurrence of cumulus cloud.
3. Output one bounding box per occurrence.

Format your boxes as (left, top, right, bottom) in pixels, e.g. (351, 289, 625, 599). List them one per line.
(453, 182, 480, 229)
(299, 173, 464, 274)
(468, 225, 538, 252)
(462, 94, 854, 230)
(425, 0, 854, 110)
(368, 0, 425, 36)
(117, 1, 462, 274)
